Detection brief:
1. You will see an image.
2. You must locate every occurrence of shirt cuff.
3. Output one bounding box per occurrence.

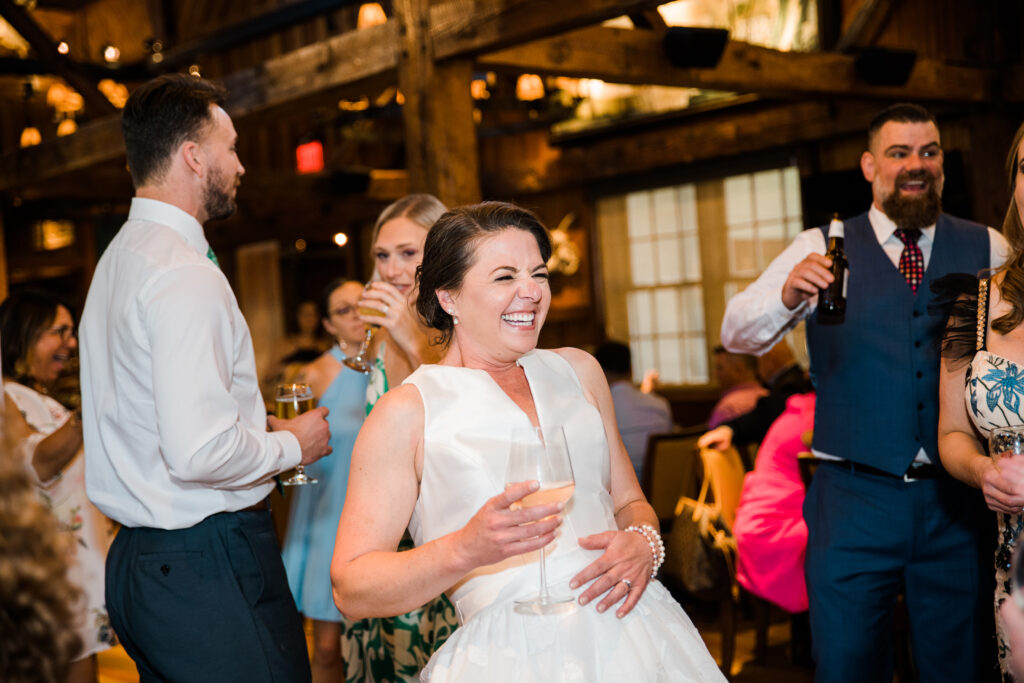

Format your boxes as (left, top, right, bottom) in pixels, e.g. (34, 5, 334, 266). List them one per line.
(766, 293, 810, 332)
(274, 430, 303, 471)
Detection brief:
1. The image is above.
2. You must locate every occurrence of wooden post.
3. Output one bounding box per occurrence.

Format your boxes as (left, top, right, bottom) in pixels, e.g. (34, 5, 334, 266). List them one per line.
(395, 0, 481, 207)
(0, 210, 7, 302)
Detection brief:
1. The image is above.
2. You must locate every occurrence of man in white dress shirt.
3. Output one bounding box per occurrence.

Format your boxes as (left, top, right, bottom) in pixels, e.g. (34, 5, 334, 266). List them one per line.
(80, 74, 331, 682)
(721, 103, 1007, 682)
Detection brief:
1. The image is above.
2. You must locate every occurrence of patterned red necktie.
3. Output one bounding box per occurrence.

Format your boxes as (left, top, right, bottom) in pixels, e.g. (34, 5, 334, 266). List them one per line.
(895, 228, 924, 293)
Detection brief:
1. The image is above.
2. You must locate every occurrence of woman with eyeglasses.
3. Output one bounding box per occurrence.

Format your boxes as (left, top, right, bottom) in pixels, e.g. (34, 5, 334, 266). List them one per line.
(281, 279, 370, 683)
(0, 289, 117, 683)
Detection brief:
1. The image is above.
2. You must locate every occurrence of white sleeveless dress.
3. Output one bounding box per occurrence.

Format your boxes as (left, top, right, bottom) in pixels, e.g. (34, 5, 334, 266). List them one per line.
(404, 349, 725, 682)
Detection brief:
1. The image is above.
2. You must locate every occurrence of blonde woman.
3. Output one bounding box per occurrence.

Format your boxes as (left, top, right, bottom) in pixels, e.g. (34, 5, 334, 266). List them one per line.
(342, 195, 458, 681)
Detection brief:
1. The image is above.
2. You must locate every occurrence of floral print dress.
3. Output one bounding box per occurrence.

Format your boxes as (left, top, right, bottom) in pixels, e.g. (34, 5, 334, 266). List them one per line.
(939, 275, 1021, 682)
(5, 381, 118, 659)
(337, 341, 459, 682)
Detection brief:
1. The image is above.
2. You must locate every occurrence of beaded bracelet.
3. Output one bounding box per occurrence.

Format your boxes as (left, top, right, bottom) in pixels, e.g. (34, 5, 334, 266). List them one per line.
(625, 523, 665, 579)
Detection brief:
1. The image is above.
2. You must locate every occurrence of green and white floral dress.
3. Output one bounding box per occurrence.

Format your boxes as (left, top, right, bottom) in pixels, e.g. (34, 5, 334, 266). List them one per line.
(338, 341, 458, 682)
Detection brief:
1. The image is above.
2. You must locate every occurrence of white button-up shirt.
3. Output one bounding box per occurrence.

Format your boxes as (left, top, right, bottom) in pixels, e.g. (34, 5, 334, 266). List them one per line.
(80, 197, 300, 529)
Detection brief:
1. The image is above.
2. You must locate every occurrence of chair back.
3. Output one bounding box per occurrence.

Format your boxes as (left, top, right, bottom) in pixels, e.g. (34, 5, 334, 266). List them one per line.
(695, 446, 746, 528)
(642, 426, 704, 525)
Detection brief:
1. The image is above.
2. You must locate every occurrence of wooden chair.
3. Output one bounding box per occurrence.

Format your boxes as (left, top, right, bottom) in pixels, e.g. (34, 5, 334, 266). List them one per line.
(692, 446, 746, 679)
(641, 426, 706, 527)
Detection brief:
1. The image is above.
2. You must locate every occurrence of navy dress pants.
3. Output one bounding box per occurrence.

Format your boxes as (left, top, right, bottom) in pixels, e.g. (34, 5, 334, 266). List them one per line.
(105, 508, 311, 682)
(804, 462, 995, 683)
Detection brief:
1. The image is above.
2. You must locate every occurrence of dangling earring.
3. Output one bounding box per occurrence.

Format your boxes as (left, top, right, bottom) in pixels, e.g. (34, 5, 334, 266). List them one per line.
(13, 356, 29, 380)
(447, 308, 459, 325)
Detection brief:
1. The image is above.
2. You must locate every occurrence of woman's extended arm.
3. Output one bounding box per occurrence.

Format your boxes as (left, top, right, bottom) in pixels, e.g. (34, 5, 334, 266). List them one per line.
(30, 411, 82, 482)
(938, 355, 1024, 513)
(556, 348, 661, 618)
(330, 384, 562, 619)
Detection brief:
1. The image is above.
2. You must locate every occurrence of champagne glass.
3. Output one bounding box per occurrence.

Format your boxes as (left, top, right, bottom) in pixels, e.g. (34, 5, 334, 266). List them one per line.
(505, 425, 576, 615)
(989, 426, 1024, 462)
(275, 383, 318, 485)
(343, 283, 385, 373)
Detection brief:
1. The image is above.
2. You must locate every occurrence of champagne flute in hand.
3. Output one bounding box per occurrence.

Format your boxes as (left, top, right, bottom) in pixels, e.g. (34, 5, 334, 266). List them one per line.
(276, 383, 318, 485)
(505, 425, 575, 615)
(343, 283, 384, 373)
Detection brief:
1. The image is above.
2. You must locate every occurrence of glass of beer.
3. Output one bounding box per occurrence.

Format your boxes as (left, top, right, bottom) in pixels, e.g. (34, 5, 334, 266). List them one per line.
(275, 383, 318, 486)
(343, 285, 386, 373)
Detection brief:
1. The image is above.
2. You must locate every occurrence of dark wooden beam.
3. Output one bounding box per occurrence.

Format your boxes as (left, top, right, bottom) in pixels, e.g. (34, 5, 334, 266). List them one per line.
(153, 0, 359, 72)
(0, 0, 676, 191)
(835, 0, 897, 52)
(221, 22, 398, 118)
(396, 0, 481, 206)
(0, 116, 124, 192)
(479, 26, 995, 102)
(627, 9, 666, 30)
(0, 0, 116, 115)
(0, 209, 7, 300)
(430, 0, 660, 60)
(481, 100, 887, 196)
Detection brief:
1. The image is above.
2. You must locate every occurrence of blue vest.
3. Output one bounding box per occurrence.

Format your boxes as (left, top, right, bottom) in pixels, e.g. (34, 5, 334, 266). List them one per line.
(806, 211, 989, 474)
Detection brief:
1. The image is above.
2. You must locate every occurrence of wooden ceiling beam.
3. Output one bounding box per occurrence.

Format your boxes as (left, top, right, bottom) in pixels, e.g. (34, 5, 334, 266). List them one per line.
(479, 26, 995, 102)
(0, 0, 116, 115)
(429, 0, 661, 60)
(221, 22, 399, 118)
(835, 0, 897, 52)
(0, 0, 665, 191)
(483, 99, 886, 196)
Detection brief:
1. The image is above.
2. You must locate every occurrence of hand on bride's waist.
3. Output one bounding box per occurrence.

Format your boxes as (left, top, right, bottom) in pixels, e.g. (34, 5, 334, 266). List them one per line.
(569, 528, 655, 619)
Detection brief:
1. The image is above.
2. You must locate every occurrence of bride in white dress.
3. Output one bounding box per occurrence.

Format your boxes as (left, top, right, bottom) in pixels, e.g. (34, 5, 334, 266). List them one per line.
(332, 202, 725, 682)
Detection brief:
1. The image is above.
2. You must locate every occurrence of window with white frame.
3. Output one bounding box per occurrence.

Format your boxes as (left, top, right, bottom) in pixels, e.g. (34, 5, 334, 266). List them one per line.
(724, 167, 804, 283)
(598, 165, 805, 387)
(623, 184, 706, 385)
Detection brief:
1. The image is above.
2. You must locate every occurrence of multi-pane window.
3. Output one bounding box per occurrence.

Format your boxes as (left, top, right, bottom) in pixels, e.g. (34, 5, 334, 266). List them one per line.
(622, 184, 706, 385)
(598, 165, 805, 387)
(724, 167, 804, 280)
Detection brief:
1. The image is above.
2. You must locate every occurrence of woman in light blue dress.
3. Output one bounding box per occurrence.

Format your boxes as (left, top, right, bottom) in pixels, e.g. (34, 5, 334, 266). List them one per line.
(282, 279, 369, 682)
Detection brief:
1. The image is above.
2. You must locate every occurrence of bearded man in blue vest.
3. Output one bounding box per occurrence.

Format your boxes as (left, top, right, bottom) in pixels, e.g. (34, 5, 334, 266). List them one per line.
(721, 103, 1008, 681)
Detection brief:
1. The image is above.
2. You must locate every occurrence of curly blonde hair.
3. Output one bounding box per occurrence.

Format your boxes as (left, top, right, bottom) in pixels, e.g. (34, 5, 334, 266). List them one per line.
(0, 403, 82, 682)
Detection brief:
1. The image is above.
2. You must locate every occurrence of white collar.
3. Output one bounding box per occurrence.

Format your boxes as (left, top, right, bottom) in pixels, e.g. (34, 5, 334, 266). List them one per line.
(868, 204, 936, 246)
(128, 197, 210, 257)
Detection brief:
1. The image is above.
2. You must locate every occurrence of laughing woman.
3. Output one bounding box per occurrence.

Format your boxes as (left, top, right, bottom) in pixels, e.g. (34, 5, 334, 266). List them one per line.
(332, 203, 724, 682)
(0, 290, 117, 683)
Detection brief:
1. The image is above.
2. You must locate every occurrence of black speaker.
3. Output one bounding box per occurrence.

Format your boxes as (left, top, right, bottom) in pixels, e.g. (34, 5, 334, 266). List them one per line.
(854, 47, 917, 86)
(662, 27, 730, 69)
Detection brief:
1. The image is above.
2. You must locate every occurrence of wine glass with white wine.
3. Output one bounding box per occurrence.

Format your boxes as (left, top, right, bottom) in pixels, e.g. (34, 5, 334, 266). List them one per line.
(505, 425, 576, 615)
(343, 282, 385, 373)
(276, 383, 318, 485)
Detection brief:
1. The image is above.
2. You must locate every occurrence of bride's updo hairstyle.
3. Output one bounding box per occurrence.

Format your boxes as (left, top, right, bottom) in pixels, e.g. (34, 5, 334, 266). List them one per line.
(417, 201, 552, 346)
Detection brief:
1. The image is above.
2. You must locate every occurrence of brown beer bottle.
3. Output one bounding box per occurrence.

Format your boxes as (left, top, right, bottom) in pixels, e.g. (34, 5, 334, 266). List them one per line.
(816, 214, 846, 323)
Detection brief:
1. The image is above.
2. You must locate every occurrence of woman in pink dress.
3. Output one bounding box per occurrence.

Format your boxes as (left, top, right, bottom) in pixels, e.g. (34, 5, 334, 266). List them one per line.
(732, 392, 815, 613)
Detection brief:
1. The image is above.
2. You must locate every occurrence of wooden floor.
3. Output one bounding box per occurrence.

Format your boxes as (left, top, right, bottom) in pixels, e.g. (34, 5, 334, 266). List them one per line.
(97, 608, 815, 682)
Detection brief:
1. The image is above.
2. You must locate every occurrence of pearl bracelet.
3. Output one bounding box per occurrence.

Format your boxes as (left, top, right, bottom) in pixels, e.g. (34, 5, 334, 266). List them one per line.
(625, 524, 665, 579)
